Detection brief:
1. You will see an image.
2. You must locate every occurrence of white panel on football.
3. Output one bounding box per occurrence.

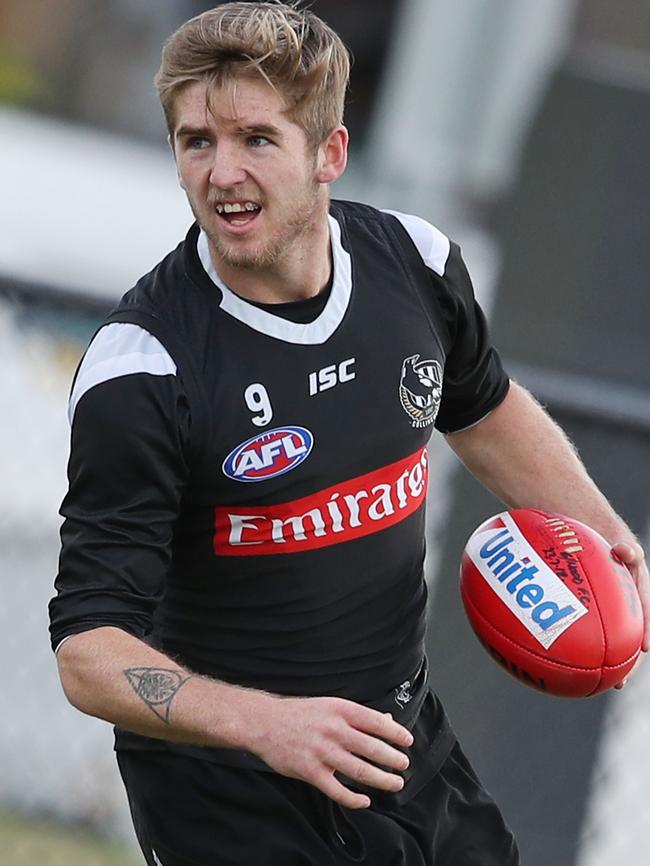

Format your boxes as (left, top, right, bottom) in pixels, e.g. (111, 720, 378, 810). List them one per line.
(464, 511, 588, 648)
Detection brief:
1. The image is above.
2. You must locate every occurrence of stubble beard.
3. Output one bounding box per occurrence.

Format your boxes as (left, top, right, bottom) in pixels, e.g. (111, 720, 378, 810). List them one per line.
(198, 181, 322, 272)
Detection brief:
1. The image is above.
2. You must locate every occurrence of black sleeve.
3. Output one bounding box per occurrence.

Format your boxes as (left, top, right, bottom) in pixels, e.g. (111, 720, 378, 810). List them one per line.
(433, 242, 510, 434)
(48, 370, 191, 652)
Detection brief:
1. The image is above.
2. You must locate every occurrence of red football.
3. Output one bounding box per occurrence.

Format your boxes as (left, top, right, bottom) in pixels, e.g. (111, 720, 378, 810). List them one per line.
(460, 509, 643, 697)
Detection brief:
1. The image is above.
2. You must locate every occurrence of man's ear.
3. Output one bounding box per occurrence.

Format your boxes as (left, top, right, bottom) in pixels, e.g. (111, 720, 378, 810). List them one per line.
(315, 126, 349, 185)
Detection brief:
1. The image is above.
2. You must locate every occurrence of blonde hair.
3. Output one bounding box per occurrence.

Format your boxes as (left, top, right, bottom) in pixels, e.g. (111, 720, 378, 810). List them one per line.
(155, 2, 350, 147)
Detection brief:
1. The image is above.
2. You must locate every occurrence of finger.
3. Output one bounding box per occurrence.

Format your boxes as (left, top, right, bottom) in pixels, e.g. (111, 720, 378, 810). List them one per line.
(343, 704, 414, 748)
(640, 586, 650, 652)
(635, 567, 650, 652)
(332, 751, 405, 793)
(611, 541, 643, 564)
(611, 543, 650, 651)
(630, 561, 650, 652)
(341, 729, 410, 772)
(315, 769, 371, 809)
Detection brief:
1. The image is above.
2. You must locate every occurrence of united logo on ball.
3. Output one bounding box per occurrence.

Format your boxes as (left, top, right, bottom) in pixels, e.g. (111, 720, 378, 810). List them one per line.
(459, 509, 643, 697)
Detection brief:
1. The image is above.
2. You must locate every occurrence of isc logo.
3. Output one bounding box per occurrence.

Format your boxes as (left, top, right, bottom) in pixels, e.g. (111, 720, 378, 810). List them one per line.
(466, 518, 588, 648)
(308, 358, 355, 395)
(222, 426, 314, 483)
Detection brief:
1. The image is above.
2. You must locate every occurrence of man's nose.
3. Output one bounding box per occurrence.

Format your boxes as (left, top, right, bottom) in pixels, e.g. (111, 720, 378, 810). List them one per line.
(209, 143, 247, 188)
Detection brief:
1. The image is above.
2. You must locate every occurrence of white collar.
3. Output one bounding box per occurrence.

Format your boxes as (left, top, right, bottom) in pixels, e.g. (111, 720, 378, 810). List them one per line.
(196, 214, 352, 345)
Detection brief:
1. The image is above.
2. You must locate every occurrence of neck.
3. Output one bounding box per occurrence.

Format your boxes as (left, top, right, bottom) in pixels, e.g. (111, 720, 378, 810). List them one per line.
(207, 203, 332, 305)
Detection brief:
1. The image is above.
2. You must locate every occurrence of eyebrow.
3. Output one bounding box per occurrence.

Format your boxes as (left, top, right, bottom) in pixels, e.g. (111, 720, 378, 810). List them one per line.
(174, 122, 283, 140)
(236, 123, 283, 138)
(175, 125, 211, 140)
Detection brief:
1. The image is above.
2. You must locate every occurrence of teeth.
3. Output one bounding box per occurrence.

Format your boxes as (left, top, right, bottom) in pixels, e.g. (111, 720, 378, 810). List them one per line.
(216, 202, 260, 214)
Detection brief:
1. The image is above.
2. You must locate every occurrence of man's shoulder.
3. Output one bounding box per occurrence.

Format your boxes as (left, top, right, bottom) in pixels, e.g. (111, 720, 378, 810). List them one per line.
(330, 198, 386, 223)
(331, 200, 451, 278)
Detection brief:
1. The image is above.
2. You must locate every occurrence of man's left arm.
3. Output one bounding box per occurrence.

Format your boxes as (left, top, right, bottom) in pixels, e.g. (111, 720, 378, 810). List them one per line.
(446, 381, 650, 655)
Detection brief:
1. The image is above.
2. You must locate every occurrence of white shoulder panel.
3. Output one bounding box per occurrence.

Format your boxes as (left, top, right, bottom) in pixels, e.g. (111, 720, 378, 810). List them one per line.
(68, 322, 176, 424)
(382, 209, 450, 277)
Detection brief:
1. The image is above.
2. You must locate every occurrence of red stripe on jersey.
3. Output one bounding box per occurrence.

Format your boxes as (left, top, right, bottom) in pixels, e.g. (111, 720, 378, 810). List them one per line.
(214, 447, 428, 556)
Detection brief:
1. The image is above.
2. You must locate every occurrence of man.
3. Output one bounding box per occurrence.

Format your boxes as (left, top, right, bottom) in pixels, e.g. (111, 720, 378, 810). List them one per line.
(49, 3, 649, 865)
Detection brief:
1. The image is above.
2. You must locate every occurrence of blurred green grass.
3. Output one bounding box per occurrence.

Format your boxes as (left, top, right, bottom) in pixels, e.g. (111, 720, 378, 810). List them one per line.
(0, 812, 141, 866)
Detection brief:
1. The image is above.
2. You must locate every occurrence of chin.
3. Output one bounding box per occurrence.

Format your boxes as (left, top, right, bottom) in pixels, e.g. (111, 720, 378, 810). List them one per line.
(213, 236, 285, 271)
(221, 251, 269, 270)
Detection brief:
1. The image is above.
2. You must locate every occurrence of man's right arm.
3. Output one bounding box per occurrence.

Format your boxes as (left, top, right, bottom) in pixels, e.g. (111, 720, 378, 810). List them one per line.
(57, 626, 413, 809)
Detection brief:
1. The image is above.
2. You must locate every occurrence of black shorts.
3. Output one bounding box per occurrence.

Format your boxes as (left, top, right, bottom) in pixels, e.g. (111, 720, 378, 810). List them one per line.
(117, 735, 519, 865)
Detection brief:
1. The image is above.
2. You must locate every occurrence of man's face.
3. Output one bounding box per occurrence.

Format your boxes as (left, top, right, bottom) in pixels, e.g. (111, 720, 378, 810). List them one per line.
(172, 78, 324, 271)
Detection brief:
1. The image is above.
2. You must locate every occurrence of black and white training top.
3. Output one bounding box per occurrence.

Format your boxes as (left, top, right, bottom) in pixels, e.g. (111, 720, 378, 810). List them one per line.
(49, 199, 509, 712)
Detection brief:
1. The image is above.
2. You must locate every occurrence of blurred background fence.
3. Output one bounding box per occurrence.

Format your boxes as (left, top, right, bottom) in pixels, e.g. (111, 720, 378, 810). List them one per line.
(1, 1, 649, 864)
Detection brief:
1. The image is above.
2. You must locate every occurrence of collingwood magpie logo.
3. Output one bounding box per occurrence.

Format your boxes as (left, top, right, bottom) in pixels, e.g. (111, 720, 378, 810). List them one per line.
(399, 355, 443, 428)
(394, 679, 413, 709)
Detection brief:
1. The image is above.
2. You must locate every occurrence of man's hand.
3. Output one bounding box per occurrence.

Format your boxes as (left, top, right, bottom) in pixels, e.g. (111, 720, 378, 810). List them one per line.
(612, 540, 649, 649)
(612, 541, 650, 688)
(57, 628, 412, 804)
(447, 384, 650, 685)
(248, 695, 414, 809)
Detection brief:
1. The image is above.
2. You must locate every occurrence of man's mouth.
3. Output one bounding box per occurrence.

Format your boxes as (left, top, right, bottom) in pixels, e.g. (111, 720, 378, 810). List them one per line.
(214, 201, 262, 227)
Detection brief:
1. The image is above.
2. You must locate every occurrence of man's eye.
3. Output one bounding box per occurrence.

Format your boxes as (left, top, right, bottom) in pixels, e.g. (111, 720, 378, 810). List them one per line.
(248, 135, 271, 148)
(188, 137, 210, 150)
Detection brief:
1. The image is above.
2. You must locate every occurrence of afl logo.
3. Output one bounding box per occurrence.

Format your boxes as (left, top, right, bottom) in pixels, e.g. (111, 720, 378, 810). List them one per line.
(223, 426, 314, 483)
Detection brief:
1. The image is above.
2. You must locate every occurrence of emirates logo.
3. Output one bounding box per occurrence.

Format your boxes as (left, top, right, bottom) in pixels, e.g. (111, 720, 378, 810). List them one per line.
(214, 448, 428, 556)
